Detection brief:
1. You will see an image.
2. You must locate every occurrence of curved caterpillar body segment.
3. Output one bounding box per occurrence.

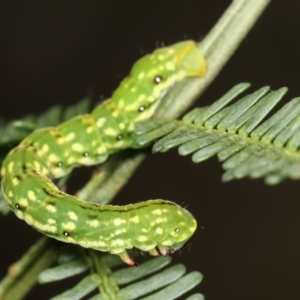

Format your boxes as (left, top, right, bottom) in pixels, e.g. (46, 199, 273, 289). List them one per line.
(1, 40, 205, 265)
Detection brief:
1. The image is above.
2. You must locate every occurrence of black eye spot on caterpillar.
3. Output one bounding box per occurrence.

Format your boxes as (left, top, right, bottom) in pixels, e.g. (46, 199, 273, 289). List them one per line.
(153, 75, 163, 84)
(1, 40, 207, 265)
(138, 106, 146, 112)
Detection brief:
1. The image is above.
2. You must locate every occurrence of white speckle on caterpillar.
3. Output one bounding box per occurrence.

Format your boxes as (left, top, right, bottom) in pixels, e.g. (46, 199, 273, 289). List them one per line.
(156, 228, 163, 235)
(27, 191, 36, 201)
(12, 177, 20, 186)
(68, 211, 78, 221)
(45, 204, 56, 213)
(151, 209, 162, 215)
(129, 215, 139, 223)
(137, 236, 149, 242)
(48, 218, 56, 225)
(96, 118, 106, 127)
(71, 143, 84, 152)
(19, 198, 29, 206)
(65, 132, 76, 142)
(62, 222, 76, 230)
(113, 218, 126, 226)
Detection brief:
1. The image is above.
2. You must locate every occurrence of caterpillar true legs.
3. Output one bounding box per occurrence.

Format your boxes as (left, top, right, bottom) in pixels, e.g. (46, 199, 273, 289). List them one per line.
(1, 41, 206, 265)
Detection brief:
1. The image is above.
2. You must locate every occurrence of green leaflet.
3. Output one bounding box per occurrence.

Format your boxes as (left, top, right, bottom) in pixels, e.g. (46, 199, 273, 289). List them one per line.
(0, 41, 206, 265)
(135, 83, 300, 184)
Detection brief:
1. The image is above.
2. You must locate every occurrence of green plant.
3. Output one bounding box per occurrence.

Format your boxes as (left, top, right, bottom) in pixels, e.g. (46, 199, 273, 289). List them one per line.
(0, 1, 275, 299)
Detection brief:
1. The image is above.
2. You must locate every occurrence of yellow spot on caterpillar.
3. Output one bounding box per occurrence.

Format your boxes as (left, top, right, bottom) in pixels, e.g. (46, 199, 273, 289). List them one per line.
(142, 228, 148, 233)
(130, 87, 137, 93)
(56, 137, 65, 145)
(96, 118, 106, 127)
(71, 143, 84, 152)
(137, 236, 148, 242)
(28, 191, 36, 201)
(177, 210, 183, 216)
(65, 132, 76, 142)
(113, 218, 126, 226)
(158, 54, 165, 61)
(46, 204, 56, 213)
(112, 111, 119, 117)
(41, 144, 49, 153)
(8, 162, 14, 172)
(118, 99, 125, 109)
(118, 123, 125, 130)
(86, 126, 93, 134)
(62, 222, 76, 230)
(28, 216, 57, 233)
(88, 240, 107, 248)
(111, 239, 125, 247)
(156, 218, 164, 224)
(67, 157, 75, 164)
(8, 191, 13, 197)
(48, 153, 59, 162)
(161, 240, 172, 246)
(33, 161, 41, 171)
(104, 128, 117, 136)
(137, 94, 146, 102)
(156, 228, 163, 235)
(137, 72, 145, 80)
(152, 209, 162, 215)
(19, 198, 28, 206)
(87, 219, 99, 228)
(12, 177, 20, 186)
(48, 218, 56, 225)
(130, 215, 139, 223)
(97, 146, 106, 154)
(25, 214, 33, 223)
(115, 229, 123, 235)
(68, 211, 78, 221)
(166, 61, 175, 71)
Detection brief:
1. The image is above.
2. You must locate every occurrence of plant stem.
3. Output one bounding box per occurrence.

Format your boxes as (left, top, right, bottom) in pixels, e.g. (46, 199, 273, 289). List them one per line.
(0, 237, 60, 300)
(78, 0, 271, 204)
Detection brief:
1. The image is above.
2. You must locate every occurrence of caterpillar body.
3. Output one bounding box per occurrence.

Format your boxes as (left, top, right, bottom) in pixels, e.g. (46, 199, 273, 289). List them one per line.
(1, 41, 206, 265)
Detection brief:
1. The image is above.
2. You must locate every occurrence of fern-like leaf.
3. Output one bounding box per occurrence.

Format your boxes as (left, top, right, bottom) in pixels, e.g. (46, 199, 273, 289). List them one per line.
(134, 83, 300, 184)
(0, 97, 91, 153)
(38, 248, 203, 300)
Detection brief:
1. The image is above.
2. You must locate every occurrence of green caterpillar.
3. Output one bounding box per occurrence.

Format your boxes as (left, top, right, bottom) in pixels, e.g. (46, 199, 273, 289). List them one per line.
(1, 41, 206, 265)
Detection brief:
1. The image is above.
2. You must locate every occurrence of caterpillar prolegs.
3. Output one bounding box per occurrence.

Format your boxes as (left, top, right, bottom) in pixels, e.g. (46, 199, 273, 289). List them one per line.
(1, 41, 206, 265)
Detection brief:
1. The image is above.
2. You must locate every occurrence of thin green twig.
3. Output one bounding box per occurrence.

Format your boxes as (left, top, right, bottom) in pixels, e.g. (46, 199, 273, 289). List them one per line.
(78, 0, 271, 204)
(0, 237, 60, 300)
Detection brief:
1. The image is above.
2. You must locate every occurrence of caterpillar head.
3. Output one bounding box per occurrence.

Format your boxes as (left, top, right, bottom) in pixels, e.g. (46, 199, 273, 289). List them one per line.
(163, 202, 197, 252)
(112, 40, 207, 121)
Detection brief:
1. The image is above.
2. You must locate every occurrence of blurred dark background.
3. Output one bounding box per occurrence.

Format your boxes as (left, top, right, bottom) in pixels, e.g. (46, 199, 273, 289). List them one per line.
(1, 1, 300, 299)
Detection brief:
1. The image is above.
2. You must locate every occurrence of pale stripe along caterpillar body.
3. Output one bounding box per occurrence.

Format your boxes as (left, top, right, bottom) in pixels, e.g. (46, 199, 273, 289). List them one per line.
(1, 41, 206, 265)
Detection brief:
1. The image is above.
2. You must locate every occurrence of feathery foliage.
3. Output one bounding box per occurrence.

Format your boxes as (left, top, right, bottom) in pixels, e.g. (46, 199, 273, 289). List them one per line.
(0, 1, 271, 299)
(38, 248, 203, 300)
(0, 98, 91, 158)
(134, 83, 300, 184)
